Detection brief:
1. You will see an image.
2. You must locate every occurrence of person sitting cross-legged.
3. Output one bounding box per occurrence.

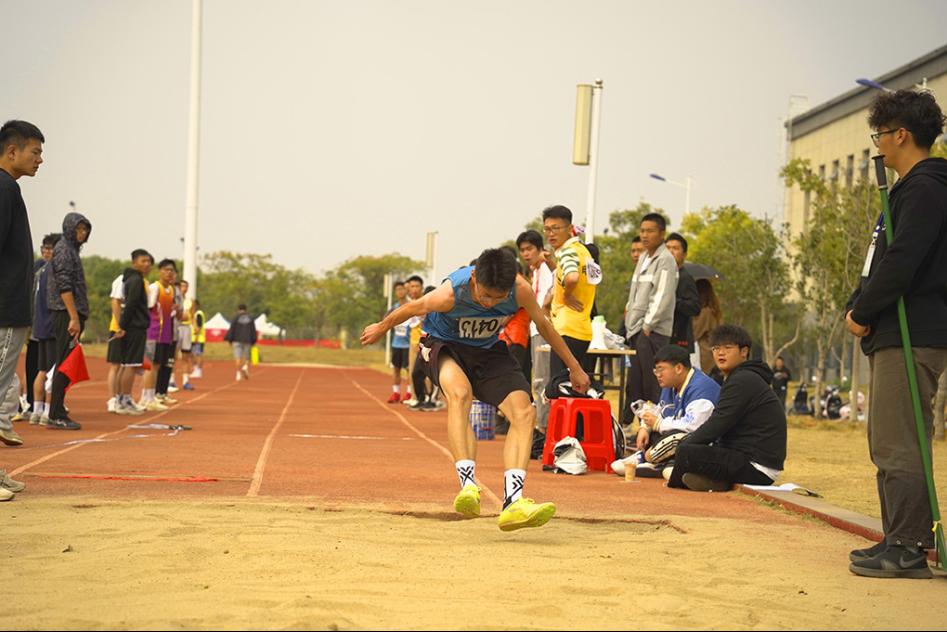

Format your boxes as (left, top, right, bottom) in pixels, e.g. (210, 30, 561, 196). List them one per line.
(612, 344, 720, 478)
(667, 325, 786, 492)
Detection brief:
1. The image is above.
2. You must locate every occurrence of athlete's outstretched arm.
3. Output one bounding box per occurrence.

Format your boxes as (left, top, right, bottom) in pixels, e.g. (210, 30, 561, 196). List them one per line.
(514, 277, 590, 392)
(360, 281, 455, 345)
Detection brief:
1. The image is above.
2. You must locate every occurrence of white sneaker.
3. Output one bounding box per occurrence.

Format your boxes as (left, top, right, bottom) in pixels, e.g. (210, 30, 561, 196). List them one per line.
(167, 385, 179, 393)
(0, 488, 13, 502)
(29, 412, 43, 425)
(144, 400, 169, 412)
(241, 365, 250, 380)
(107, 398, 117, 413)
(610, 452, 644, 476)
(236, 371, 243, 381)
(190, 368, 202, 379)
(157, 394, 178, 405)
(0, 470, 26, 493)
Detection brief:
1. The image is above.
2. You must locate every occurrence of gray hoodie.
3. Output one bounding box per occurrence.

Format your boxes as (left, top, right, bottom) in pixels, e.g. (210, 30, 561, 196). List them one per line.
(47, 212, 91, 318)
(624, 242, 678, 338)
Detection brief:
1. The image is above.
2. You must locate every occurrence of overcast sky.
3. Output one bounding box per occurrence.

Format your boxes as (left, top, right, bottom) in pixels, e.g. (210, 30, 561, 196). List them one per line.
(5, 0, 947, 280)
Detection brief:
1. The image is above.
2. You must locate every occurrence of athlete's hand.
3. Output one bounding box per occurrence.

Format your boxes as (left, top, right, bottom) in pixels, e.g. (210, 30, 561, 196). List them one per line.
(568, 366, 591, 393)
(360, 322, 386, 346)
(641, 410, 657, 428)
(845, 310, 870, 337)
(68, 318, 81, 339)
(636, 427, 649, 451)
(114, 328, 126, 339)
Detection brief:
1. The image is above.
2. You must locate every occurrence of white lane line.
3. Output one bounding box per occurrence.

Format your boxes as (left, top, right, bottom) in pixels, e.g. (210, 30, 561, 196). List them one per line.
(348, 374, 504, 510)
(288, 433, 415, 441)
(246, 369, 305, 497)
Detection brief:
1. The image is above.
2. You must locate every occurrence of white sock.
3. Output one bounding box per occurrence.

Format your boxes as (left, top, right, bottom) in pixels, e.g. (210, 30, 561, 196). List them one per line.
(503, 469, 526, 508)
(142, 389, 154, 402)
(392, 385, 400, 393)
(455, 460, 476, 489)
(183, 374, 190, 385)
(36, 402, 47, 416)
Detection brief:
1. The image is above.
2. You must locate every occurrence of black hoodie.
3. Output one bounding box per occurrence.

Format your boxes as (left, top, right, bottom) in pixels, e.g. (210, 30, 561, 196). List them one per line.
(47, 212, 91, 317)
(0, 168, 34, 327)
(119, 267, 149, 331)
(846, 157, 947, 355)
(682, 359, 787, 471)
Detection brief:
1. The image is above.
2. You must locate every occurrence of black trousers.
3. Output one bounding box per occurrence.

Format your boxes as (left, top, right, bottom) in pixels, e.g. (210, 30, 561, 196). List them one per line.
(549, 335, 590, 381)
(48, 310, 86, 420)
(625, 331, 668, 417)
(667, 442, 774, 489)
(25, 339, 38, 407)
(412, 356, 429, 402)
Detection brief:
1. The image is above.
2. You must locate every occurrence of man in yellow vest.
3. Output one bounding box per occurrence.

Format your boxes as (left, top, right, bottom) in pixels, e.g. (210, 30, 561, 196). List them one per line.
(190, 299, 206, 379)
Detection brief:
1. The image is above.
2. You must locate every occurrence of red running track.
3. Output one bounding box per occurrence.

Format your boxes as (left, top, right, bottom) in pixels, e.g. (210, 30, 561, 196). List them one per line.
(3, 359, 799, 526)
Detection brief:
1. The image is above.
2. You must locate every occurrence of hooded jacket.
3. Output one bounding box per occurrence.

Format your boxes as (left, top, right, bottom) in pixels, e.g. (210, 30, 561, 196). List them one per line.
(47, 212, 91, 317)
(846, 157, 947, 354)
(0, 168, 34, 327)
(225, 311, 258, 345)
(682, 359, 787, 471)
(119, 267, 150, 331)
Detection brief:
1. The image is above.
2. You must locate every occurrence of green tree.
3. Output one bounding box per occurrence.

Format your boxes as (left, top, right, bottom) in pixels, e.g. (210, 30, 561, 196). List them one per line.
(80, 255, 127, 342)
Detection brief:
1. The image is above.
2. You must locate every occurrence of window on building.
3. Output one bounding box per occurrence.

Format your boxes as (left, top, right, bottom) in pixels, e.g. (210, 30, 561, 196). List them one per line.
(804, 190, 811, 226)
(818, 164, 826, 181)
(846, 155, 854, 189)
(860, 149, 870, 181)
(830, 159, 840, 185)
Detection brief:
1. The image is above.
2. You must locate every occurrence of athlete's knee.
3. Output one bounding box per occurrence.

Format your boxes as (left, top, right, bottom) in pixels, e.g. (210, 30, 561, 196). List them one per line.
(443, 382, 473, 405)
(505, 396, 535, 426)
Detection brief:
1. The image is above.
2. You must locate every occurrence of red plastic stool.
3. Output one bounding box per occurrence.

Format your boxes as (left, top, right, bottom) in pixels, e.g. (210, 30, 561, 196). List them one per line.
(542, 398, 615, 472)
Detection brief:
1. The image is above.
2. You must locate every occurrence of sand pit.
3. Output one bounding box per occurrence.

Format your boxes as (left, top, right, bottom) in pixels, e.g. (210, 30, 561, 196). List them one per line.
(3, 496, 945, 630)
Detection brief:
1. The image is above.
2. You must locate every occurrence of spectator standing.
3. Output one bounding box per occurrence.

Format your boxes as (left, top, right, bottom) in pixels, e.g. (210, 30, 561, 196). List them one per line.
(175, 280, 195, 391)
(543, 205, 598, 380)
(225, 304, 257, 381)
(0, 119, 44, 448)
(517, 229, 555, 429)
(624, 213, 678, 407)
(387, 281, 411, 403)
(190, 299, 206, 379)
(630, 236, 645, 265)
(140, 259, 177, 411)
(405, 275, 425, 397)
(694, 279, 723, 378)
(665, 233, 700, 357)
(105, 269, 125, 413)
(845, 89, 947, 579)
(46, 211, 92, 430)
(115, 249, 153, 415)
(668, 325, 786, 492)
(771, 356, 791, 410)
(27, 233, 59, 424)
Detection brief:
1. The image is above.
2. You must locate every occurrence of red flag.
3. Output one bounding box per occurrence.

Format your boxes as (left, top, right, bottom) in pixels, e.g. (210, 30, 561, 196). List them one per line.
(58, 343, 91, 392)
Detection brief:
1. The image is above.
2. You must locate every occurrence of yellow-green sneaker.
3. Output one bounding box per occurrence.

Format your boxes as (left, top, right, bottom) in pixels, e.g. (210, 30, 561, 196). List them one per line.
(497, 498, 556, 532)
(453, 484, 481, 517)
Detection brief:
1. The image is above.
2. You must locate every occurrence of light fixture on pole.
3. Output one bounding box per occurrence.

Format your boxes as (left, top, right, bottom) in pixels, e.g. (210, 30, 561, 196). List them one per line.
(649, 172, 692, 224)
(573, 79, 604, 243)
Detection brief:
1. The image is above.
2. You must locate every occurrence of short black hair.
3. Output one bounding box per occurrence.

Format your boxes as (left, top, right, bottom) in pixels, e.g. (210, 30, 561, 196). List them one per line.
(654, 344, 691, 369)
(423, 285, 436, 294)
(666, 232, 688, 253)
(516, 229, 544, 251)
(157, 258, 177, 271)
(42, 233, 61, 248)
(406, 275, 424, 285)
(542, 205, 573, 224)
(709, 324, 752, 351)
(394, 280, 405, 288)
(474, 247, 518, 292)
(0, 120, 44, 151)
(641, 213, 668, 232)
(238, 303, 247, 311)
(868, 89, 946, 149)
(631, 236, 641, 244)
(131, 248, 153, 263)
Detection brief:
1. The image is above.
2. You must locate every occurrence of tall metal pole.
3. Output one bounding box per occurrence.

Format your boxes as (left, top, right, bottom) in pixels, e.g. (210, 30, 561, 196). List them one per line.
(183, 0, 203, 298)
(584, 79, 603, 243)
(425, 231, 438, 285)
(684, 176, 692, 216)
(383, 272, 392, 366)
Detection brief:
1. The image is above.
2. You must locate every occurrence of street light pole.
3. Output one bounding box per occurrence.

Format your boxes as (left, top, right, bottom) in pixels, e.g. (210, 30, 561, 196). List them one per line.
(425, 231, 438, 285)
(183, 0, 202, 299)
(649, 172, 692, 224)
(583, 79, 604, 243)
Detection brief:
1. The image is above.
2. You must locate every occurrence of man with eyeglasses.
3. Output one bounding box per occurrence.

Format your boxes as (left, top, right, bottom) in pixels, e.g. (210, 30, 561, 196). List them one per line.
(845, 89, 947, 579)
(543, 205, 599, 380)
(611, 344, 719, 479)
(666, 324, 786, 493)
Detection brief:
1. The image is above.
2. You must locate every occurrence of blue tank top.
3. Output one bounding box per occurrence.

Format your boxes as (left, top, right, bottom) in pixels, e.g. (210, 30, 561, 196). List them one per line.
(423, 266, 519, 348)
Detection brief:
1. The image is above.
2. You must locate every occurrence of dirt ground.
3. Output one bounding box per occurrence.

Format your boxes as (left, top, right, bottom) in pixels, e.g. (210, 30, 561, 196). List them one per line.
(4, 497, 946, 631)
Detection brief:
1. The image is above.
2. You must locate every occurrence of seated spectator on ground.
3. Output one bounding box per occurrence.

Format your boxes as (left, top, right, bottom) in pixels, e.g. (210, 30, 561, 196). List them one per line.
(611, 344, 719, 477)
(667, 324, 787, 492)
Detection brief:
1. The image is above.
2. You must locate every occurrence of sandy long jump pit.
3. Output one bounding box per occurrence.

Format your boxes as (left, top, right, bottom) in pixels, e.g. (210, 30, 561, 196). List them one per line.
(3, 362, 946, 629)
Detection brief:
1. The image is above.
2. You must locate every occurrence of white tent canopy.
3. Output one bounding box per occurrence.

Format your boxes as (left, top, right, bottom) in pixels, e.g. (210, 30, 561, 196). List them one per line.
(254, 313, 284, 338)
(205, 312, 230, 331)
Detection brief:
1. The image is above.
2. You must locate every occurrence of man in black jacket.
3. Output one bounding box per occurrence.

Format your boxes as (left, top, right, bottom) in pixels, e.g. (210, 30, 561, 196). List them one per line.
(45, 211, 92, 430)
(115, 249, 153, 415)
(0, 120, 44, 449)
(667, 324, 786, 492)
(845, 89, 947, 580)
(666, 233, 701, 358)
(225, 304, 257, 381)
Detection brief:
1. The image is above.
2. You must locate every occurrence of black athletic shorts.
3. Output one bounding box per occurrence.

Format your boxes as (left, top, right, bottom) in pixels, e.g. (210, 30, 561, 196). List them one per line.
(154, 342, 174, 369)
(391, 347, 410, 370)
(420, 335, 531, 408)
(107, 336, 123, 364)
(36, 338, 57, 372)
(120, 329, 147, 367)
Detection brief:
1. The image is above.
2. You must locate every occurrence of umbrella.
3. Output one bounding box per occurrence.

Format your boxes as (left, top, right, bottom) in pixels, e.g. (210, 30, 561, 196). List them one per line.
(684, 261, 723, 281)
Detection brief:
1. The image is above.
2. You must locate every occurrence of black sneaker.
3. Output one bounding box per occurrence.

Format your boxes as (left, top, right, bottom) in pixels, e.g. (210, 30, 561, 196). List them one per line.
(408, 400, 428, 411)
(47, 417, 82, 430)
(849, 544, 932, 579)
(682, 472, 731, 492)
(849, 540, 887, 562)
